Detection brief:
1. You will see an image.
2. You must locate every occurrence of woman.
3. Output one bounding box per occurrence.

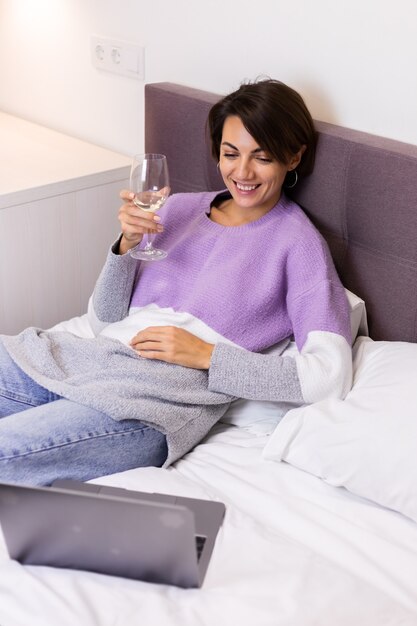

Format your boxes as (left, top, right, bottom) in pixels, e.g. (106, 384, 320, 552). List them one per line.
(0, 79, 352, 486)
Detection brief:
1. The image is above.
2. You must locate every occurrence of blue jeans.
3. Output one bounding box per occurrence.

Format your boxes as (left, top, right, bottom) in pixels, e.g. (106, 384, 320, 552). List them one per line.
(0, 342, 167, 486)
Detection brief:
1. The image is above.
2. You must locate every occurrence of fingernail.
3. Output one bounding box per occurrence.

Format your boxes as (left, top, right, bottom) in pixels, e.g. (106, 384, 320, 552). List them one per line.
(129, 192, 135, 199)
(153, 215, 161, 222)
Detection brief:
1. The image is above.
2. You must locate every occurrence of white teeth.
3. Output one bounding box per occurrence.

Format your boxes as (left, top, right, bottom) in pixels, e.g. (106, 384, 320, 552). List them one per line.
(236, 183, 257, 191)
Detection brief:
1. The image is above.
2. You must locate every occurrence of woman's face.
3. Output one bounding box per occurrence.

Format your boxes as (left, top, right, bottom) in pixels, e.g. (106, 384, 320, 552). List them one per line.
(218, 115, 299, 216)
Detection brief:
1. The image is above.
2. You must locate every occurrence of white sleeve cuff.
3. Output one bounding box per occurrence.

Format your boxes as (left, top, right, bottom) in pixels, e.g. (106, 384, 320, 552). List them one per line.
(296, 331, 352, 403)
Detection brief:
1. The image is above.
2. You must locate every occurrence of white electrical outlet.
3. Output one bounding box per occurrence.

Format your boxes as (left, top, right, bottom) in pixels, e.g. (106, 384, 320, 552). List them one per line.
(91, 36, 144, 80)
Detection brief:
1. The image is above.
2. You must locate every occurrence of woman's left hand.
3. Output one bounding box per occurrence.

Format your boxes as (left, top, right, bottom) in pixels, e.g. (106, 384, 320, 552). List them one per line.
(129, 326, 214, 370)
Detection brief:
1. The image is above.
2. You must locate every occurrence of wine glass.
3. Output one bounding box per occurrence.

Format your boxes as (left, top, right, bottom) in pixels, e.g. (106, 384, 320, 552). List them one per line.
(129, 153, 170, 260)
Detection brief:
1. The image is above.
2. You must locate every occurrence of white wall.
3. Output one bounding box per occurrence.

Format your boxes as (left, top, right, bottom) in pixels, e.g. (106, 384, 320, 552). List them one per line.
(0, 0, 416, 156)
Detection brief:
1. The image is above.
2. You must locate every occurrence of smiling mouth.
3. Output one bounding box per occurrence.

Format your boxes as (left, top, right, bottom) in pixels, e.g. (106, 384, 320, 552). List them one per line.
(234, 181, 260, 191)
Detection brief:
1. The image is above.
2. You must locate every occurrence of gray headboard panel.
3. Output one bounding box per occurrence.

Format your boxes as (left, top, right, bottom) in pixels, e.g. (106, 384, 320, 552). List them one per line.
(145, 82, 417, 342)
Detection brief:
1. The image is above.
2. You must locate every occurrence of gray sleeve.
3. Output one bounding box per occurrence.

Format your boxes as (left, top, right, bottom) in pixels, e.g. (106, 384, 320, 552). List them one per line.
(88, 238, 138, 335)
(208, 342, 304, 403)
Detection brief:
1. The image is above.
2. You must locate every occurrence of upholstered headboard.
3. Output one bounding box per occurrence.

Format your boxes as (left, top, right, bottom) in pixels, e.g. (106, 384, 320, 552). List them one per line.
(145, 82, 417, 342)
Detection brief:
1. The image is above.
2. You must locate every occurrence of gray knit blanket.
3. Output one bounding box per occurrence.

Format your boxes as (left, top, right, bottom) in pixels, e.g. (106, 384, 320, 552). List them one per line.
(1, 328, 234, 466)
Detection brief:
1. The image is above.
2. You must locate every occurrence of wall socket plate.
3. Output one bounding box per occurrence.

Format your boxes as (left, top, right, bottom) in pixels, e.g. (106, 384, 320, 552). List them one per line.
(91, 36, 144, 80)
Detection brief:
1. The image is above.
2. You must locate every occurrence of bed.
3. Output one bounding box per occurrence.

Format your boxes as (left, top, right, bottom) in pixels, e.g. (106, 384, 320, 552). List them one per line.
(1, 82, 417, 625)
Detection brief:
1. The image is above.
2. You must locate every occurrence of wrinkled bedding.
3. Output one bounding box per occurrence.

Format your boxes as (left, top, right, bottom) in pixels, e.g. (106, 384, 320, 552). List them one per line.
(1, 425, 417, 626)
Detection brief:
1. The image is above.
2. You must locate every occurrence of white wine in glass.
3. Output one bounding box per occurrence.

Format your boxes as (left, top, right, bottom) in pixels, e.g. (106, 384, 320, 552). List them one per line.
(129, 153, 170, 260)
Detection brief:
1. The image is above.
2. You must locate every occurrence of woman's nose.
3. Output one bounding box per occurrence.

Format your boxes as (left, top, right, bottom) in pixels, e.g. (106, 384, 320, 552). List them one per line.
(234, 157, 253, 179)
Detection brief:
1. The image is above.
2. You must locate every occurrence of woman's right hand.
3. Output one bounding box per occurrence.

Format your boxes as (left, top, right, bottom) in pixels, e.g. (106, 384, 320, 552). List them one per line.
(117, 189, 164, 255)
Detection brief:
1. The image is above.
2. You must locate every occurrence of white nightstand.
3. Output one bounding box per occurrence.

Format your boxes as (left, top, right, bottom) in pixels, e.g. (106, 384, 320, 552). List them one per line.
(0, 112, 132, 334)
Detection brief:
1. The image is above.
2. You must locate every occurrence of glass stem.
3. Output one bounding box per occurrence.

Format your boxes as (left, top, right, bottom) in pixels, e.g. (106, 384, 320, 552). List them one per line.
(144, 230, 155, 251)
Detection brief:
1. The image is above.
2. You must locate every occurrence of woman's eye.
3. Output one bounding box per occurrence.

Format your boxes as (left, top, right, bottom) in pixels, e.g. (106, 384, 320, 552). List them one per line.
(257, 156, 273, 163)
(223, 152, 238, 159)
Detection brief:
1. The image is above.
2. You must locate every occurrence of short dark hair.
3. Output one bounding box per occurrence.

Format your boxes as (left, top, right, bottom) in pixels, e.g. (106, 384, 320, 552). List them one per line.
(207, 78, 317, 178)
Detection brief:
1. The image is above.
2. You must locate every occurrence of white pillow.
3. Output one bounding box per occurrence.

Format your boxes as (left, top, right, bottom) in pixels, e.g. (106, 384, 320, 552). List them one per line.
(263, 336, 417, 523)
(220, 289, 367, 433)
(48, 313, 94, 337)
(345, 288, 368, 339)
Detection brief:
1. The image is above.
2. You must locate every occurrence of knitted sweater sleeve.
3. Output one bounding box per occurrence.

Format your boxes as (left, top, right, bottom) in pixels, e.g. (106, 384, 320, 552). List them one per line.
(208, 320, 352, 404)
(87, 238, 138, 336)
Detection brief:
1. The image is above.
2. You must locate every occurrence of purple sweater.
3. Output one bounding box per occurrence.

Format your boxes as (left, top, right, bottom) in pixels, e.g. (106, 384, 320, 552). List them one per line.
(130, 191, 351, 352)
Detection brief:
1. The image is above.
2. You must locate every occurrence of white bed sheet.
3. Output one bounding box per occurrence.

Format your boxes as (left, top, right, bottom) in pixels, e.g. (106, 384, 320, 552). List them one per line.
(1, 425, 417, 626)
(1, 315, 417, 625)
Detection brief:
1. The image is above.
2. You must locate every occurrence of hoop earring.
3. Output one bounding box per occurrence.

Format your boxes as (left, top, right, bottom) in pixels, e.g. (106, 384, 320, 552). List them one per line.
(216, 162, 220, 169)
(285, 169, 298, 189)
